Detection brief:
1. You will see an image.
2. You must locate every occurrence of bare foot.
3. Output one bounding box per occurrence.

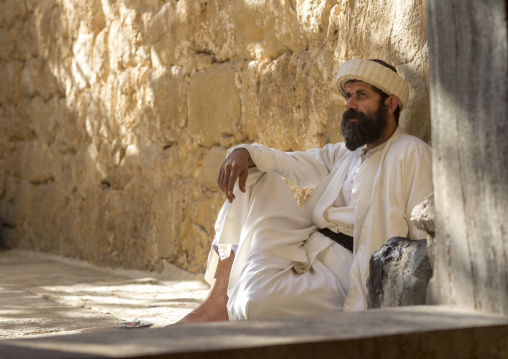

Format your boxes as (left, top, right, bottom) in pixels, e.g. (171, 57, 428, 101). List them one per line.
(169, 251, 234, 326)
(171, 291, 229, 325)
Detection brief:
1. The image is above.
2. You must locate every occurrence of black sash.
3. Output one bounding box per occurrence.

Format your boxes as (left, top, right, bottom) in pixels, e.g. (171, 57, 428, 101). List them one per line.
(318, 228, 354, 252)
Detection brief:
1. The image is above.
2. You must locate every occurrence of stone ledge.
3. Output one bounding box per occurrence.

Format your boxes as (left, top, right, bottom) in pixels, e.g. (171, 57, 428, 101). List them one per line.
(2, 306, 508, 359)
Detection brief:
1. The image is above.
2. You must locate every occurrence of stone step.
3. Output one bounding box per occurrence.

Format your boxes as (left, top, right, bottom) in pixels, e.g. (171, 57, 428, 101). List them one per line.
(2, 306, 507, 359)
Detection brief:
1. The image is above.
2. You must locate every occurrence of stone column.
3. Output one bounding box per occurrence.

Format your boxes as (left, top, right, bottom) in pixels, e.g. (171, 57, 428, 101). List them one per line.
(427, 0, 508, 314)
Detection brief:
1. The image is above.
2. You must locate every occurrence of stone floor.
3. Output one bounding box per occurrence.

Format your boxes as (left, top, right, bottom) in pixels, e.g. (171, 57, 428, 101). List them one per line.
(2, 249, 508, 358)
(0, 249, 209, 338)
(2, 302, 508, 358)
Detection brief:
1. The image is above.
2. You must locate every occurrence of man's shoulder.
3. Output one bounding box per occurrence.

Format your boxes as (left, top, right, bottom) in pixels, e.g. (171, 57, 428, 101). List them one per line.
(392, 130, 431, 150)
(385, 130, 432, 162)
(322, 141, 347, 151)
(322, 141, 352, 161)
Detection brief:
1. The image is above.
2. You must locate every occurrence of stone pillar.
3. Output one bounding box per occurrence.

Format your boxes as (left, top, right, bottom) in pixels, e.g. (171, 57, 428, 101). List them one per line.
(427, 0, 508, 314)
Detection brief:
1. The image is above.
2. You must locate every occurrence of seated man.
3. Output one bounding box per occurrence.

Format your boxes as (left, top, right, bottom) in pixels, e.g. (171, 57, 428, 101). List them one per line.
(175, 59, 432, 324)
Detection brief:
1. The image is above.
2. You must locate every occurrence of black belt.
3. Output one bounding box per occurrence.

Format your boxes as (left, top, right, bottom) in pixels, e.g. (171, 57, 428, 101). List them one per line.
(318, 228, 354, 252)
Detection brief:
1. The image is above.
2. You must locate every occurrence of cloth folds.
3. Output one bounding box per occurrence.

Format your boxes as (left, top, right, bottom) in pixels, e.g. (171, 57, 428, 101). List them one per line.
(207, 171, 354, 320)
(205, 127, 433, 315)
(318, 228, 354, 252)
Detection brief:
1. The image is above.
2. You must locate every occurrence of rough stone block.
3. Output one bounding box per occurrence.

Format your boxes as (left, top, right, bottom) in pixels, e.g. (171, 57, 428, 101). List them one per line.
(91, 28, 110, 84)
(2, 103, 34, 143)
(411, 191, 435, 237)
(201, 146, 227, 191)
(189, 63, 241, 148)
(255, 52, 338, 150)
(230, 0, 289, 59)
(0, 61, 22, 104)
(294, 0, 335, 47)
(25, 141, 58, 184)
(367, 237, 432, 309)
(145, 66, 187, 143)
(0, 0, 27, 28)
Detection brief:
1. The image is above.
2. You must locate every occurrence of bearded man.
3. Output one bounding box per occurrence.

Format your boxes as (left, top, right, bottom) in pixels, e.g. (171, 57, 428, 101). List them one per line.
(175, 59, 432, 324)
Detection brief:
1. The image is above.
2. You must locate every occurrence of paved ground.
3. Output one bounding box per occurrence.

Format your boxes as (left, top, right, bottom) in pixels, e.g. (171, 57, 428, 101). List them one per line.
(0, 249, 209, 339)
(3, 250, 508, 358)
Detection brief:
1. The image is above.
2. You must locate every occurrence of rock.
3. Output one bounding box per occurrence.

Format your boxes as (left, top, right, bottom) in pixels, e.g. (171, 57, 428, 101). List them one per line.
(410, 192, 436, 287)
(411, 192, 435, 237)
(367, 237, 432, 309)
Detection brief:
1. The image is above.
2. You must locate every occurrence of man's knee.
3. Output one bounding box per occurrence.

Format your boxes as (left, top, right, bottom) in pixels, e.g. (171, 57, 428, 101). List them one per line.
(227, 286, 270, 320)
(226, 249, 294, 320)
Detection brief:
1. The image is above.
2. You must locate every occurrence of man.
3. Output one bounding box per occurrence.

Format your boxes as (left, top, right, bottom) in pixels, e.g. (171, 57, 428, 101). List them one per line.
(175, 59, 432, 324)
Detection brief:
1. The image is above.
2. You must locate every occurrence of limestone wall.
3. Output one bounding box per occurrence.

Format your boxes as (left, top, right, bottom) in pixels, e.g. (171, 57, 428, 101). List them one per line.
(0, 0, 430, 273)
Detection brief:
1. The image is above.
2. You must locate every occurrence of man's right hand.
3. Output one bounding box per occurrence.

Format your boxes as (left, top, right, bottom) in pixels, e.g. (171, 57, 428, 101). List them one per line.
(218, 148, 255, 203)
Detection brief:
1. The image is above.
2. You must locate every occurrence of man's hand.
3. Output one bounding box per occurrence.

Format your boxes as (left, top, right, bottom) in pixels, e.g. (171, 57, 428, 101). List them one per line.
(218, 148, 255, 203)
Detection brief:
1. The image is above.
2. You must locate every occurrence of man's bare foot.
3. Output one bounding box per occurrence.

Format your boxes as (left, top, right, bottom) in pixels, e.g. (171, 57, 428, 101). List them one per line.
(172, 289, 229, 325)
(169, 251, 234, 326)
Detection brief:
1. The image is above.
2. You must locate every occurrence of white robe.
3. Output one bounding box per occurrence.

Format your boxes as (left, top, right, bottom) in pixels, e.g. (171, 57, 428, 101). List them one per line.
(205, 127, 433, 317)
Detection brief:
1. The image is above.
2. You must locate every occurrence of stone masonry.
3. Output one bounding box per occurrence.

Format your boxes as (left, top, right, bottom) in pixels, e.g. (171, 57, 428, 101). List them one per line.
(0, 0, 430, 273)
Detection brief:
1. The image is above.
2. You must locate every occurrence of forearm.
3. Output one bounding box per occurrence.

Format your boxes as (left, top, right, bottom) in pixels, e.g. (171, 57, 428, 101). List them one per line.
(229, 143, 341, 188)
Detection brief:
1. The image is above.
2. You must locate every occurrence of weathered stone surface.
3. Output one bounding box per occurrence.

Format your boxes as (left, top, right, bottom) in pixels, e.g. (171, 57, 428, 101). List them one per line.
(0, 0, 431, 273)
(201, 146, 227, 191)
(189, 63, 242, 148)
(367, 237, 432, 309)
(145, 66, 187, 143)
(3, 300, 508, 359)
(427, 0, 508, 315)
(411, 192, 435, 237)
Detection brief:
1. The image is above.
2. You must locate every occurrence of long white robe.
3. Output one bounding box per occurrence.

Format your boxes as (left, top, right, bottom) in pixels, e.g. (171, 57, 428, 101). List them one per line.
(205, 127, 433, 317)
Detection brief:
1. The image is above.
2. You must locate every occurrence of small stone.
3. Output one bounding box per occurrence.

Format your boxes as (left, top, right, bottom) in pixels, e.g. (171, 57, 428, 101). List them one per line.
(411, 192, 435, 237)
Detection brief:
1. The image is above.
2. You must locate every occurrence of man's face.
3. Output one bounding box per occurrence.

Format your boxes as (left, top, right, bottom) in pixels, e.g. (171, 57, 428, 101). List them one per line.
(341, 81, 389, 151)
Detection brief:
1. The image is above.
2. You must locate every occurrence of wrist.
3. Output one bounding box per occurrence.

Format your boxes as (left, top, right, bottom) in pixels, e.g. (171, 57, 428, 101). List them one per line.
(233, 148, 255, 168)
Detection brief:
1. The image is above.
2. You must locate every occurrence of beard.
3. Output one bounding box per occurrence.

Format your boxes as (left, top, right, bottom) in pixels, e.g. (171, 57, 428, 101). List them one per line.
(340, 103, 389, 151)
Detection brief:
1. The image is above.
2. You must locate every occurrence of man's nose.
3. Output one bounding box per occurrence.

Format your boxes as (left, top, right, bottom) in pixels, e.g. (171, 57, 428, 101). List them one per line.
(345, 96, 356, 110)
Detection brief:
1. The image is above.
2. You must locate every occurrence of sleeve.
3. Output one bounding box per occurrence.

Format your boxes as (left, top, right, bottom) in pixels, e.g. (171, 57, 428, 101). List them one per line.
(402, 142, 433, 240)
(227, 143, 343, 189)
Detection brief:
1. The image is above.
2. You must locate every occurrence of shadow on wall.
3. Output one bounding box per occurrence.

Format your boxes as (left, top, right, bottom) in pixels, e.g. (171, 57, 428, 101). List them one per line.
(426, 0, 508, 313)
(0, 0, 431, 274)
(0, 1, 226, 273)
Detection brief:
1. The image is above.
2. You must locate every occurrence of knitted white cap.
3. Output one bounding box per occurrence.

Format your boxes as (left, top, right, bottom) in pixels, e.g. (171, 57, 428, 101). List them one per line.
(335, 59, 409, 110)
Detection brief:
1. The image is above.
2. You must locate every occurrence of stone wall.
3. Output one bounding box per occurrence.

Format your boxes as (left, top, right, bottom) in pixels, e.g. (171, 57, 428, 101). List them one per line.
(0, 0, 430, 273)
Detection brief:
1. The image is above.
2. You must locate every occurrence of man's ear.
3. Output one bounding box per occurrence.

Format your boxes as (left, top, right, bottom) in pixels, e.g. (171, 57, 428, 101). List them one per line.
(385, 95, 400, 114)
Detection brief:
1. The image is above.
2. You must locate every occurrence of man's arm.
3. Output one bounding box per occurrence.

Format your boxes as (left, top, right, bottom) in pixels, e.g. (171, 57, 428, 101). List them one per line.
(218, 148, 256, 203)
(218, 142, 347, 203)
(403, 143, 433, 240)
(228, 143, 344, 188)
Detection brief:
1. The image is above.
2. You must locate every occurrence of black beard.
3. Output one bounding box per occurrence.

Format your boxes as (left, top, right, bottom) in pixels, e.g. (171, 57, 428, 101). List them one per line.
(340, 104, 389, 151)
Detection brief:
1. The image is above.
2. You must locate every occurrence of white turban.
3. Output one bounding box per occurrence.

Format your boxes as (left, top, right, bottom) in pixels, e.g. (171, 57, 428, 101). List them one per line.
(335, 59, 409, 110)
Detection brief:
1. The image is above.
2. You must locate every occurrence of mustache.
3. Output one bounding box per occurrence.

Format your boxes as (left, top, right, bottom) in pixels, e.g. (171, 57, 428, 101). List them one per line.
(342, 109, 367, 123)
